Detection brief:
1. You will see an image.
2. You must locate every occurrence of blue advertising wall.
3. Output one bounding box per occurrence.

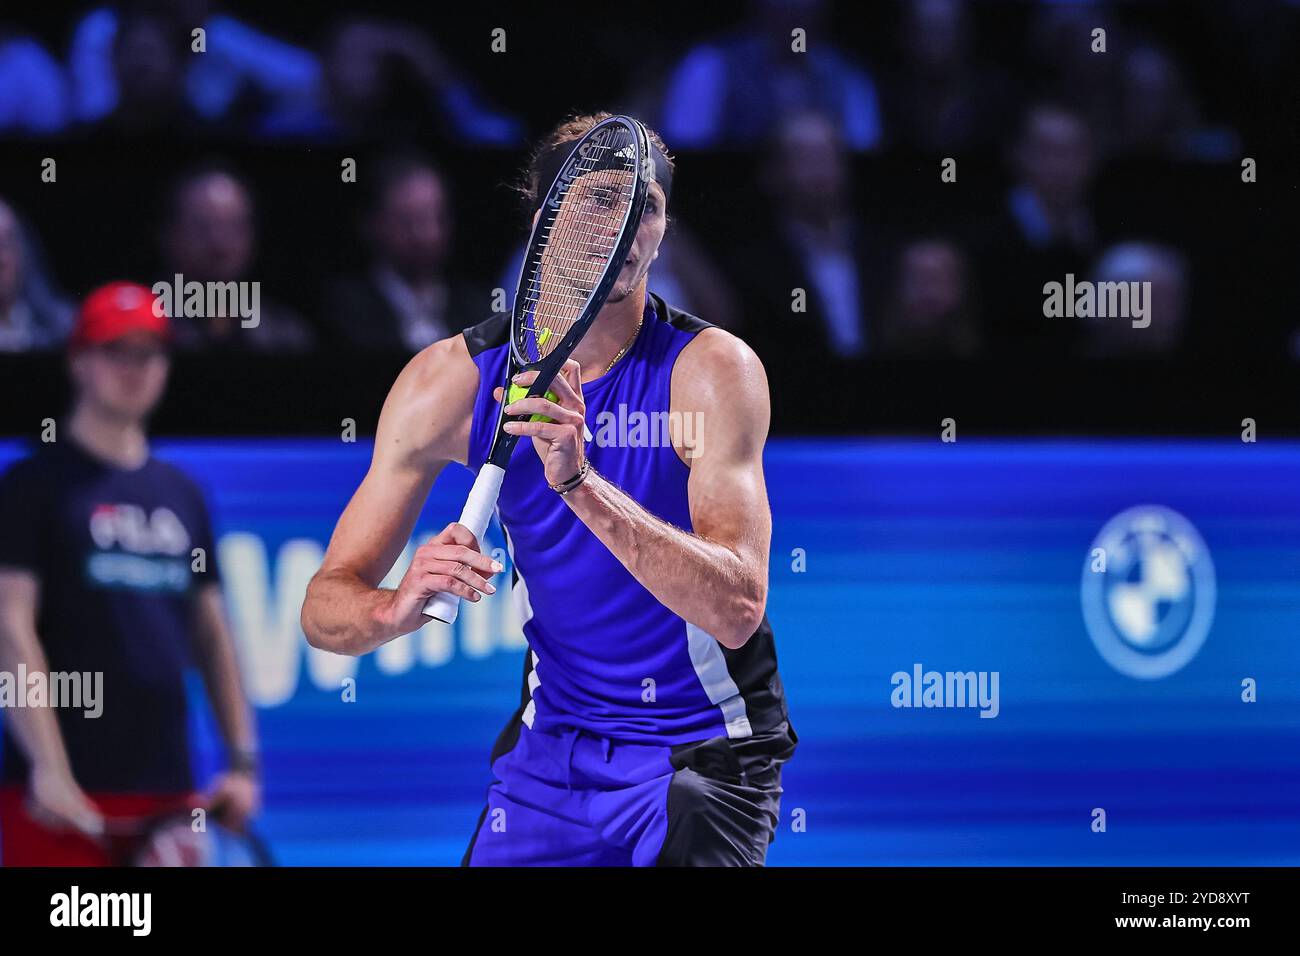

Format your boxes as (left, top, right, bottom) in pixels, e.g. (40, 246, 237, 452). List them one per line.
(2, 438, 1297, 865)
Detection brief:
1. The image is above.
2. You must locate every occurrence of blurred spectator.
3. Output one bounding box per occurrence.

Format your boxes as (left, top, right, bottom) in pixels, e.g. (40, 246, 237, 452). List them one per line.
(322, 155, 489, 352)
(159, 165, 315, 352)
(71, 1, 318, 134)
(878, 239, 981, 358)
(266, 18, 522, 143)
(974, 102, 1100, 354)
(659, 0, 882, 150)
(1113, 44, 1240, 161)
(1083, 242, 1189, 357)
(0, 28, 70, 133)
(730, 111, 888, 369)
(880, 0, 1016, 153)
(0, 280, 260, 866)
(94, 4, 204, 136)
(1025, 2, 1119, 139)
(0, 200, 75, 352)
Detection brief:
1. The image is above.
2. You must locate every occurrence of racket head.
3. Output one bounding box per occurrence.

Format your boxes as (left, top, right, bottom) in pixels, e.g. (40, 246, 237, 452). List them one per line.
(510, 114, 653, 373)
(98, 797, 274, 867)
(130, 812, 275, 867)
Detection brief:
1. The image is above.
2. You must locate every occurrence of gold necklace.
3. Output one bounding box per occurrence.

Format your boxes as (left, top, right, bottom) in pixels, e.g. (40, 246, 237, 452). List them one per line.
(603, 313, 644, 374)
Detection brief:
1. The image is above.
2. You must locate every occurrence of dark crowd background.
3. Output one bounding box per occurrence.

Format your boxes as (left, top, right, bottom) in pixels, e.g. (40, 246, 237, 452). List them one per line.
(0, 0, 1296, 435)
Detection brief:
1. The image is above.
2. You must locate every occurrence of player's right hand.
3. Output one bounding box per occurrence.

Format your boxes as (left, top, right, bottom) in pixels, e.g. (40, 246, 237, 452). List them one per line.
(386, 522, 503, 634)
(27, 764, 104, 838)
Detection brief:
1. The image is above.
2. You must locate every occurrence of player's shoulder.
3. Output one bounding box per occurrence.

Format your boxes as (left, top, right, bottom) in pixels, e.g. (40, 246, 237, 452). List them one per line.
(667, 313, 770, 450)
(675, 321, 766, 388)
(403, 309, 507, 384)
(651, 292, 762, 376)
(378, 329, 482, 465)
(400, 327, 480, 393)
(669, 317, 769, 442)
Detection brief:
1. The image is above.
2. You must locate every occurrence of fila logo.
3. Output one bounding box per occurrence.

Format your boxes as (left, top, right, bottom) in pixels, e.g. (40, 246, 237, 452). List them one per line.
(89, 504, 190, 556)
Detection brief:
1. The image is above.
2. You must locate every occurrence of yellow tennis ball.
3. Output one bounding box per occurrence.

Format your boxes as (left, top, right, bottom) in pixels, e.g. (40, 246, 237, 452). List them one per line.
(507, 382, 559, 423)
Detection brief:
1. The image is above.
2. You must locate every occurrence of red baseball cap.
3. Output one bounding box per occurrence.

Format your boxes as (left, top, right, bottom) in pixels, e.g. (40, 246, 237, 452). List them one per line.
(70, 282, 171, 349)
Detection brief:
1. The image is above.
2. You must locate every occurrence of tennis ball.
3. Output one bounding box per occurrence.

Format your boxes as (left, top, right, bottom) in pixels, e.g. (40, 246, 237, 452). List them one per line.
(507, 382, 559, 423)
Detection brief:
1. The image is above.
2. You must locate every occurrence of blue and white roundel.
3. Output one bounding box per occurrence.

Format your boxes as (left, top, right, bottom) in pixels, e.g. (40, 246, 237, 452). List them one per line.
(1080, 505, 1216, 679)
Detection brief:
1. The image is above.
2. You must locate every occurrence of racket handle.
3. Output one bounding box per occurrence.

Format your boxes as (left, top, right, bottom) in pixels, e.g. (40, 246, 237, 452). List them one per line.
(422, 464, 507, 625)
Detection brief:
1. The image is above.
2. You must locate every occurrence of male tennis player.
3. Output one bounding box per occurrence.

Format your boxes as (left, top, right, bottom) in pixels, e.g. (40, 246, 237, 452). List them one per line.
(0, 282, 260, 865)
(302, 113, 795, 866)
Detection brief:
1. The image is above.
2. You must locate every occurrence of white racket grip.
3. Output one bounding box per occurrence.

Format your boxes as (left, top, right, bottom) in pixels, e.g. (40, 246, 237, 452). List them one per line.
(422, 463, 507, 624)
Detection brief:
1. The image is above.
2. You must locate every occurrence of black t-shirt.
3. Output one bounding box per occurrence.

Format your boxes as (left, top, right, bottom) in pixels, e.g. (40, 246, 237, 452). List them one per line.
(0, 440, 221, 792)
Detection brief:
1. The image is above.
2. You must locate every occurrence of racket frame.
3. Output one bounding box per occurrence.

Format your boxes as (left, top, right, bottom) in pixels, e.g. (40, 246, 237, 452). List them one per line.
(422, 115, 652, 624)
(487, 115, 653, 468)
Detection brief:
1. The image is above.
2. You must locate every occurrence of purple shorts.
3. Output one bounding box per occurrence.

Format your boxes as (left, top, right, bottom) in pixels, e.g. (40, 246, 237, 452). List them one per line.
(463, 719, 796, 867)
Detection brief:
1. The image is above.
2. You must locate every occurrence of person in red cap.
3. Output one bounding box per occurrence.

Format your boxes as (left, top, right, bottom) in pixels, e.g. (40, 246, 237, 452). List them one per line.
(0, 281, 260, 865)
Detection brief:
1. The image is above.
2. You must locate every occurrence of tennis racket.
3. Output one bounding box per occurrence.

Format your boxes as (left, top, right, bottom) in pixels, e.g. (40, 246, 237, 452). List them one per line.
(98, 795, 275, 867)
(423, 114, 653, 624)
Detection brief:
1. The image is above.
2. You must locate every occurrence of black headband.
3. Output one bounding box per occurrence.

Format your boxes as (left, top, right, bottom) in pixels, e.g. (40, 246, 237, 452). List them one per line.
(532, 139, 672, 211)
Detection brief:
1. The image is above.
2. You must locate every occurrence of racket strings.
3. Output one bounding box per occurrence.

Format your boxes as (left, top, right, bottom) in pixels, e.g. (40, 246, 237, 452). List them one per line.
(519, 135, 638, 361)
(527, 181, 632, 352)
(532, 174, 630, 292)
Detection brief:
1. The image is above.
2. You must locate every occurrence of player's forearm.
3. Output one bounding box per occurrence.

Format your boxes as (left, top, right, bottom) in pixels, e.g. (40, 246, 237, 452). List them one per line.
(301, 569, 402, 656)
(0, 624, 76, 778)
(563, 469, 766, 648)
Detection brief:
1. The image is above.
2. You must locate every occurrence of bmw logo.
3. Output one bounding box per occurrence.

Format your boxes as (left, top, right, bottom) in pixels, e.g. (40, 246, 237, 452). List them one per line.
(1080, 505, 1216, 679)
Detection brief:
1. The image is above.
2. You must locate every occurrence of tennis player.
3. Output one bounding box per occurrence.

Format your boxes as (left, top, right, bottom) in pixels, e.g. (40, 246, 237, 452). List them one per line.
(0, 282, 260, 865)
(302, 114, 795, 866)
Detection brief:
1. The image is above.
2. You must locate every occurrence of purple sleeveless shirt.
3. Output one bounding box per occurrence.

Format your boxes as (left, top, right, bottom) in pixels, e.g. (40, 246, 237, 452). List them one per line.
(462, 292, 788, 745)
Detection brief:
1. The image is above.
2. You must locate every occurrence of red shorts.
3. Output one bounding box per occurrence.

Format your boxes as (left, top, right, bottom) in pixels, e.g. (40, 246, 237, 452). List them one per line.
(0, 786, 190, 867)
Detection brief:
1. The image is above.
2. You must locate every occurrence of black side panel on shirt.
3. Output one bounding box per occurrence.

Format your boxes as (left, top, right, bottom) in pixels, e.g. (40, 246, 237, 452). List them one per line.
(462, 312, 510, 358)
(651, 291, 714, 335)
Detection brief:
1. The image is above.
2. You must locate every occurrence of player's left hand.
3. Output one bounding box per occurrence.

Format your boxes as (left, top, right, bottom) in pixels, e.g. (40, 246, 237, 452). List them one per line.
(501, 360, 588, 488)
(206, 770, 261, 832)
